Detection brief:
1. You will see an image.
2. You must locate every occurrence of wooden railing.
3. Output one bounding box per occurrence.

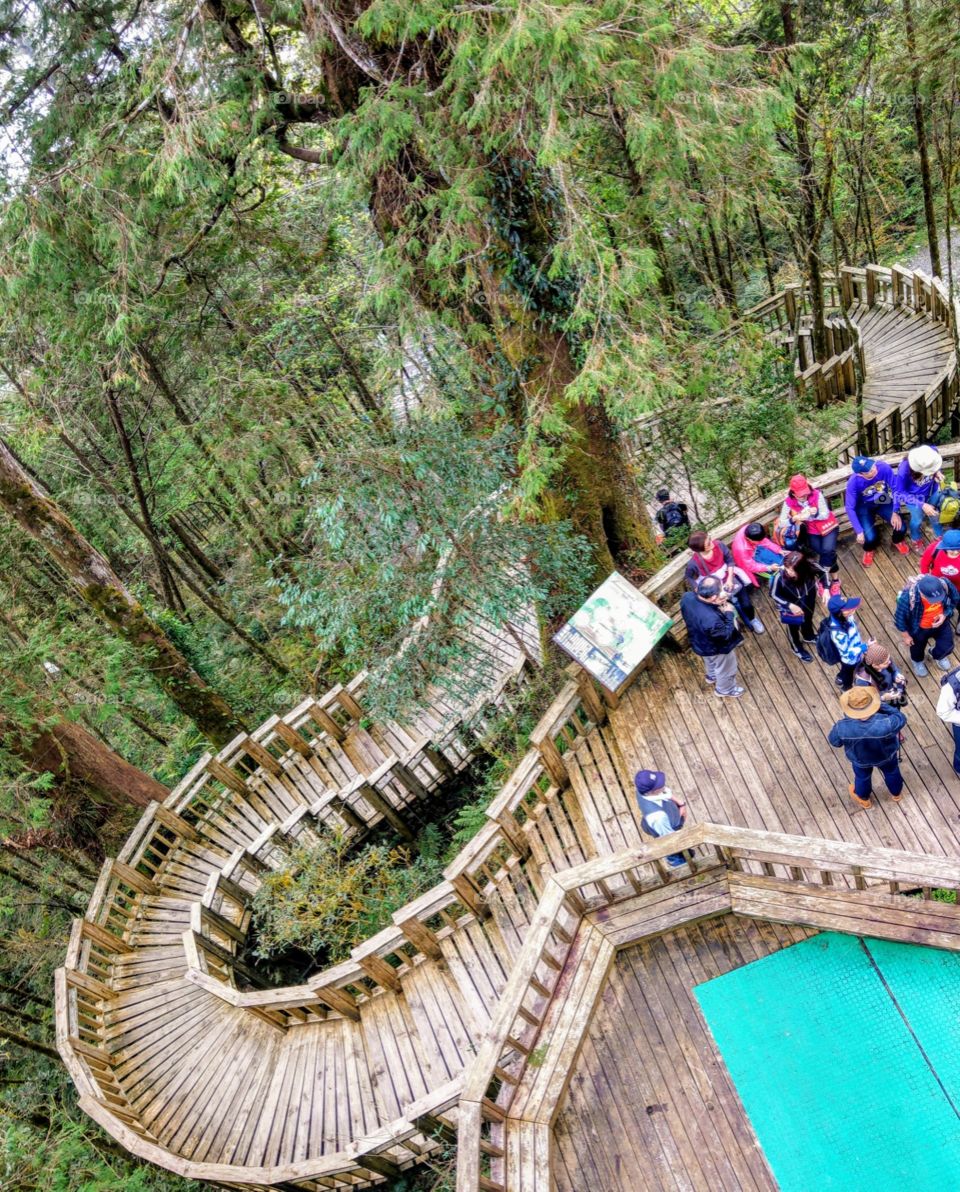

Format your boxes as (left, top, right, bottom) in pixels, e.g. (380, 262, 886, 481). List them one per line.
(454, 823, 960, 1192)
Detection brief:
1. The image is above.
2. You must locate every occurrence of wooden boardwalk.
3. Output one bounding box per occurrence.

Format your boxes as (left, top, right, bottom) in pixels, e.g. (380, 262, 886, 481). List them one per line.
(554, 915, 814, 1192)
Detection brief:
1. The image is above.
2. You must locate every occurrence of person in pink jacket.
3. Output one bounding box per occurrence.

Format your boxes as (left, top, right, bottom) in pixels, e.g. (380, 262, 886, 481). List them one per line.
(731, 522, 785, 586)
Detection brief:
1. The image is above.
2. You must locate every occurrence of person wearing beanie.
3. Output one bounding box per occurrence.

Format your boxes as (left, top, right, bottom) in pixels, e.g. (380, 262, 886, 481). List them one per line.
(778, 473, 840, 581)
(844, 455, 899, 567)
(893, 573, 959, 677)
(634, 769, 688, 867)
(679, 575, 746, 697)
(827, 594, 867, 690)
(893, 444, 943, 554)
(919, 529, 960, 581)
(731, 520, 785, 586)
(828, 686, 907, 809)
(854, 640, 908, 708)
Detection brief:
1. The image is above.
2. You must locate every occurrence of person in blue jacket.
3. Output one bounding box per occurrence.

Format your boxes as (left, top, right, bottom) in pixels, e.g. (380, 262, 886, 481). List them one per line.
(893, 573, 959, 677)
(844, 455, 901, 567)
(893, 445, 942, 554)
(828, 686, 907, 808)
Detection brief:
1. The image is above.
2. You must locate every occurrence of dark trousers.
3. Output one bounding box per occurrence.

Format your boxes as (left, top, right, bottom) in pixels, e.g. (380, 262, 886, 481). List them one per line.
(952, 723, 960, 776)
(785, 605, 815, 651)
(806, 527, 839, 574)
(909, 620, 954, 663)
(851, 756, 903, 798)
(856, 501, 896, 549)
(641, 825, 684, 867)
(733, 585, 756, 625)
(838, 661, 857, 691)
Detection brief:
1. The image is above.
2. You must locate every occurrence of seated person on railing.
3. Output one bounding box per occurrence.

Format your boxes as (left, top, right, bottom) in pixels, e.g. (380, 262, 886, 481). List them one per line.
(893, 445, 943, 555)
(844, 455, 900, 568)
(684, 530, 764, 634)
(731, 521, 784, 586)
(634, 769, 688, 868)
(777, 473, 840, 586)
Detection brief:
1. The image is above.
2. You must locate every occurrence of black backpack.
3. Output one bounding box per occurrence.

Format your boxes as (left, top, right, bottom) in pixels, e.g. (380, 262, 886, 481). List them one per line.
(657, 501, 689, 532)
(815, 616, 841, 665)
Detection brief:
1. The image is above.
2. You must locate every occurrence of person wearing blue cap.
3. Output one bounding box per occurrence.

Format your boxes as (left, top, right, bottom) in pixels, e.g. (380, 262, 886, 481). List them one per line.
(679, 575, 745, 697)
(920, 529, 960, 581)
(893, 573, 959, 677)
(634, 769, 688, 867)
(844, 455, 900, 568)
(826, 593, 867, 691)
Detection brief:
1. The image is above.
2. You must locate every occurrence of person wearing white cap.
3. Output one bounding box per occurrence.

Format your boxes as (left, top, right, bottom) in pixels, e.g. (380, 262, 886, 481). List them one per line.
(893, 445, 943, 554)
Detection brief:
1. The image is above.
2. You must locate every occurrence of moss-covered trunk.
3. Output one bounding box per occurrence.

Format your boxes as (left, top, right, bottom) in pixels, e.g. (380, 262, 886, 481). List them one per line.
(0, 439, 244, 747)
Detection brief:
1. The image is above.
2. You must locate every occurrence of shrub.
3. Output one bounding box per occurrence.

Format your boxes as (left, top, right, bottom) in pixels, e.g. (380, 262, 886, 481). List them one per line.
(251, 831, 444, 967)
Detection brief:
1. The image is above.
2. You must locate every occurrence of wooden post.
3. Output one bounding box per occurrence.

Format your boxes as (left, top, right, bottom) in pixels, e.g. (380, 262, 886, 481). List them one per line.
(313, 983, 361, 1021)
(153, 805, 199, 841)
(306, 702, 346, 742)
(573, 668, 606, 726)
(205, 758, 249, 796)
(355, 781, 415, 842)
(241, 737, 284, 778)
(840, 268, 853, 309)
(450, 873, 490, 919)
(397, 916, 444, 962)
(358, 953, 402, 993)
(271, 719, 314, 757)
(531, 735, 568, 788)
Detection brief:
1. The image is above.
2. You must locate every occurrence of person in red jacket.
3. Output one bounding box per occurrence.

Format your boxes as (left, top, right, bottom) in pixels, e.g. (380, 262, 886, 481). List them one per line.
(920, 529, 960, 581)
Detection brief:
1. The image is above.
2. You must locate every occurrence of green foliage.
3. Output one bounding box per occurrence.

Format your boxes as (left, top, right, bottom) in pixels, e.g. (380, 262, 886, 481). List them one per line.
(251, 831, 446, 967)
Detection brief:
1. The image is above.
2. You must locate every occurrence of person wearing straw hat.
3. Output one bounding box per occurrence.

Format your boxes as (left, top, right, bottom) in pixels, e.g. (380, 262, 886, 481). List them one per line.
(827, 686, 907, 809)
(893, 444, 943, 554)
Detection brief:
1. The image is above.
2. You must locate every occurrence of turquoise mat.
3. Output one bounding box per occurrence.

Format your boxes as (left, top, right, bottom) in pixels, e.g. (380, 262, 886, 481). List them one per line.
(694, 932, 960, 1191)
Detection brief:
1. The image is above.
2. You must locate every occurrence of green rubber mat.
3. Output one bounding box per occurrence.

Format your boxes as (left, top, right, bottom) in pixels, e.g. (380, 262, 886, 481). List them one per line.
(694, 932, 960, 1191)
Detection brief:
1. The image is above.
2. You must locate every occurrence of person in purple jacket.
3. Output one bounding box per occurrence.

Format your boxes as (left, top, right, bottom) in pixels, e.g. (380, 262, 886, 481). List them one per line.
(844, 455, 902, 567)
(893, 445, 943, 554)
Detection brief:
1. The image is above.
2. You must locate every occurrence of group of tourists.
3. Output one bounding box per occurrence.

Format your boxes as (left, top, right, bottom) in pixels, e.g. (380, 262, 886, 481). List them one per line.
(672, 444, 960, 815)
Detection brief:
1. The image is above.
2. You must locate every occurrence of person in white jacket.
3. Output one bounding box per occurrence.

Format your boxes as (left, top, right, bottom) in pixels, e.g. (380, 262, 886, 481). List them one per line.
(936, 664, 960, 775)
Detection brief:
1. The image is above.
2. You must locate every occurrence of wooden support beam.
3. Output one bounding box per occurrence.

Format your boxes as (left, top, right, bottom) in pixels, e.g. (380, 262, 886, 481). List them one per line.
(153, 805, 199, 841)
(112, 861, 158, 896)
(241, 736, 284, 778)
(80, 919, 132, 954)
(313, 984, 361, 1021)
(205, 758, 249, 796)
(271, 719, 314, 757)
(306, 702, 346, 742)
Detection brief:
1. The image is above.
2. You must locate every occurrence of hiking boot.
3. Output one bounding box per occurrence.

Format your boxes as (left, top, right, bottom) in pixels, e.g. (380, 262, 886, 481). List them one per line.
(937, 657, 954, 672)
(889, 791, 903, 803)
(862, 550, 875, 567)
(716, 685, 745, 699)
(895, 540, 910, 554)
(911, 659, 929, 678)
(849, 783, 873, 809)
(792, 647, 813, 663)
(749, 616, 765, 634)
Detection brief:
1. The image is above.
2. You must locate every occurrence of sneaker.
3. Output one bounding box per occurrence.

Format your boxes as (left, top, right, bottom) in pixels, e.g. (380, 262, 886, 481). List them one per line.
(937, 657, 954, 672)
(835, 673, 846, 688)
(666, 856, 685, 868)
(705, 674, 715, 684)
(849, 783, 873, 809)
(911, 659, 929, 678)
(801, 634, 817, 644)
(716, 686, 745, 699)
(862, 550, 875, 567)
(792, 647, 814, 663)
(895, 541, 910, 555)
(911, 539, 926, 554)
(889, 791, 903, 803)
(749, 617, 765, 634)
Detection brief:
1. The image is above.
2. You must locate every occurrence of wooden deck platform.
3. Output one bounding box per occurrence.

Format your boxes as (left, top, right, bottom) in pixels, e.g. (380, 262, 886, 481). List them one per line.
(616, 530, 960, 859)
(553, 915, 814, 1192)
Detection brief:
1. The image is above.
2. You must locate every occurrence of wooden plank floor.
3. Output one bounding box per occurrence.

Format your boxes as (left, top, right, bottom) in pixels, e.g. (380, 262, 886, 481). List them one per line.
(553, 915, 814, 1192)
(612, 530, 960, 858)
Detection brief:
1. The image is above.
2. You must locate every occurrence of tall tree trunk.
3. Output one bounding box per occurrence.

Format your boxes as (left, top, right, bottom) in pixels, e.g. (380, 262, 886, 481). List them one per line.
(3, 710, 167, 807)
(904, 0, 941, 276)
(0, 438, 244, 746)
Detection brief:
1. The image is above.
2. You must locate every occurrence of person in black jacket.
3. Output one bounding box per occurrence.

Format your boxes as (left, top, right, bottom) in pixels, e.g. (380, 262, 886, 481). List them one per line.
(679, 575, 745, 698)
(769, 550, 828, 663)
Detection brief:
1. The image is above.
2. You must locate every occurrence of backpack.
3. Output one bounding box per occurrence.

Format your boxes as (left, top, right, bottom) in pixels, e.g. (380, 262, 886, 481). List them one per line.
(815, 616, 841, 665)
(657, 501, 689, 532)
(940, 665, 960, 708)
(772, 520, 801, 550)
(940, 487, 960, 527)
